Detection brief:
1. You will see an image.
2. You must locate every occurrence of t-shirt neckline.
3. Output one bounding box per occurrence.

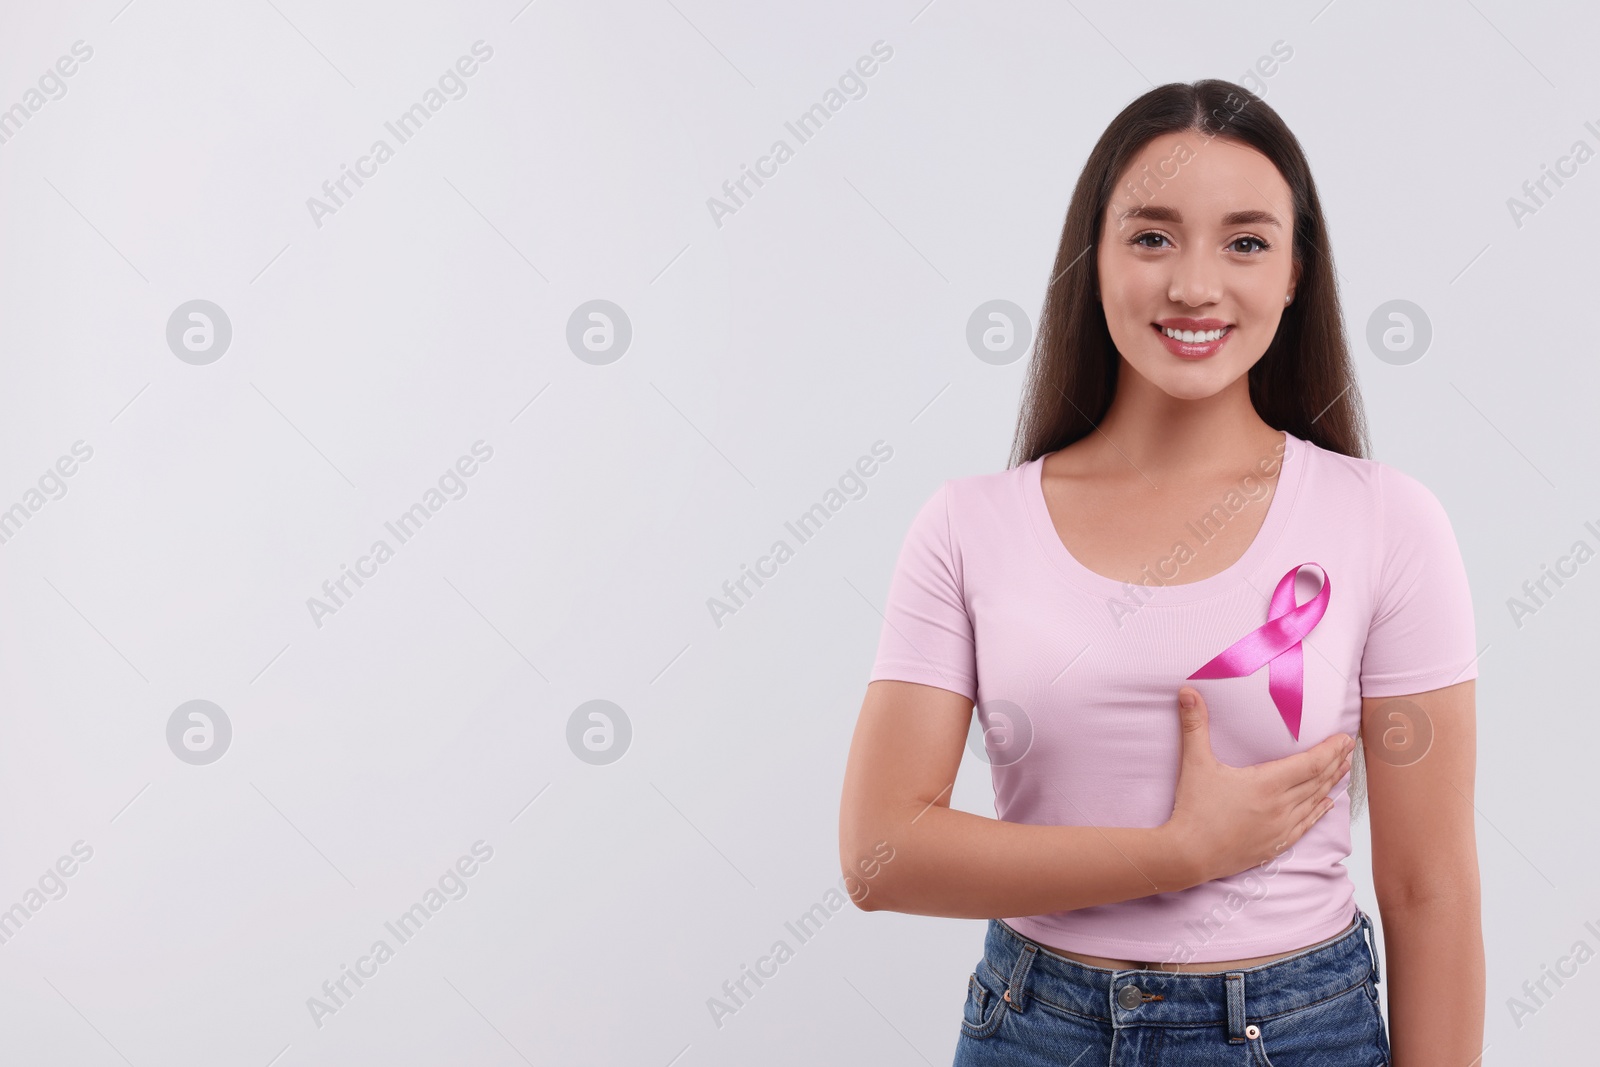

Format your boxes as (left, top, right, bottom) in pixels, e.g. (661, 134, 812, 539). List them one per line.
(1022, 429, 1307, 605)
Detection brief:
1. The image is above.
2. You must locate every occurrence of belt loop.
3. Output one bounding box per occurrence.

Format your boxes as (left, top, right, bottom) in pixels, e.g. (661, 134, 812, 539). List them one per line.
(1004, 942, 1038, 1012)
(1360, 907, 1383, 986)
(1224, 972, 1246, 1042)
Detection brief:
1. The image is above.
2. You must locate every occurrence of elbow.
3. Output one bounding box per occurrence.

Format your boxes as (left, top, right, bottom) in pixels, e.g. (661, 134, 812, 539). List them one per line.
(839, 816, 902, 913)
(848, 883, 883, 912)
(1373, 863, 1482, 914)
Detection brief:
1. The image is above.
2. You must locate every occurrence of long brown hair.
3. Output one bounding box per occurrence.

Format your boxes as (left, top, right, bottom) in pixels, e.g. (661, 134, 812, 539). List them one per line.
(1009, 78, 1369, 469)
(1011, 79, 1378, 815)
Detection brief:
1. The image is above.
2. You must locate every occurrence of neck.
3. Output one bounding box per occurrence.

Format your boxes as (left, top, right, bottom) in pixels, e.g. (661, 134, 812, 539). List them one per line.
(1086, 373, 1280, 478)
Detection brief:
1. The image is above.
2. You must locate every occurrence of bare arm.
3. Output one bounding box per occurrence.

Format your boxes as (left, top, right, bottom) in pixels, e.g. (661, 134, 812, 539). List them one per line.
(1363, 679, 1483, 1067)
(839, 680, 1352, 917)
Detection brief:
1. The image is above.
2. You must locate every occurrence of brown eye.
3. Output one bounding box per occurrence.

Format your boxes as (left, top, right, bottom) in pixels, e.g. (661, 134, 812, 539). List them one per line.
(1232, 236, 1270, 254)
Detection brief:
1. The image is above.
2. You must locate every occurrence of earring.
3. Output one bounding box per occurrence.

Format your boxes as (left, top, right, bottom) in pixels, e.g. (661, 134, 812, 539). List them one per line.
(1284, 294, 1292, 305)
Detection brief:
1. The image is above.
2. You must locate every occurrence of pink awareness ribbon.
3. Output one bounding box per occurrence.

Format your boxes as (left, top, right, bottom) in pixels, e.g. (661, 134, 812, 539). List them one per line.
(1187, 563, 1330, 741)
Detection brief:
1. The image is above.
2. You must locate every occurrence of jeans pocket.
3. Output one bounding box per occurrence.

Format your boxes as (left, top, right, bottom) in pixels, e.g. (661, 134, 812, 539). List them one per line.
(959, 961, 1008, 1041)
(1253, 982, 1388, 1067)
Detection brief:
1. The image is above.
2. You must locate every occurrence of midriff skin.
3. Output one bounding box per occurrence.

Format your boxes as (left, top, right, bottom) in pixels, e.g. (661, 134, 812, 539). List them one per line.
(1040, 941, 1308, 974)
(1029, 913, 1360, 974)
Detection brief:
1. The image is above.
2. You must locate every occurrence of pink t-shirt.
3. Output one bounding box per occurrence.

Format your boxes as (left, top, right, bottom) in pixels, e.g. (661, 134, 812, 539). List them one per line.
(868, 430, 1479, 961)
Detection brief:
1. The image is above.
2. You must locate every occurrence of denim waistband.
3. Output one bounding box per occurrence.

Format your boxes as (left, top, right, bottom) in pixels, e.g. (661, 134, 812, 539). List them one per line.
(980, 905, 1380, 1037)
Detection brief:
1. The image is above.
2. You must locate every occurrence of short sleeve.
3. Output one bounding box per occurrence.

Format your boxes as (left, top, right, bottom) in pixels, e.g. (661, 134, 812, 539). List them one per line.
(1359, 463, 1480, 697)
(867, 481, 978, 702)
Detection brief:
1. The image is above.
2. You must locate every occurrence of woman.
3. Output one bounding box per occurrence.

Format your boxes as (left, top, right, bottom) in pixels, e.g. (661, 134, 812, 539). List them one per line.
(838, 80, 1483, 1066)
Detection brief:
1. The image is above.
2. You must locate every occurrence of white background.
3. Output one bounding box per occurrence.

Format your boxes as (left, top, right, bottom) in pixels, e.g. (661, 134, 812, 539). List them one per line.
(0, 0, 1592, 1063)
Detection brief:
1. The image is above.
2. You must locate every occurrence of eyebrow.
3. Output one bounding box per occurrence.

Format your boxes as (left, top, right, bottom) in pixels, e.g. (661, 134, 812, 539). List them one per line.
(1115, 205, 1283, 229)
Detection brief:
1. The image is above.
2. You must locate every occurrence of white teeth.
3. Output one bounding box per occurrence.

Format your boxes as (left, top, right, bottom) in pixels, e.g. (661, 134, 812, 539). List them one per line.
(1163, 325, 1230, 343)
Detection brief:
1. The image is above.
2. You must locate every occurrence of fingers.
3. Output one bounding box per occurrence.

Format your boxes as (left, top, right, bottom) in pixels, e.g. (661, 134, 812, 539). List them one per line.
(1176, 688, 1212, 762)
(1284, 742, 1354, 809)
(1275, 740, 1354, 861)
(1272, 731, 1355, 791)
(1286, 793, 1338, 850)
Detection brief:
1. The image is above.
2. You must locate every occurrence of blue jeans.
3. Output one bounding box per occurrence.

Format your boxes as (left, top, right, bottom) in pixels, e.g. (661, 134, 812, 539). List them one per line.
(954, 905, 1390, 1066)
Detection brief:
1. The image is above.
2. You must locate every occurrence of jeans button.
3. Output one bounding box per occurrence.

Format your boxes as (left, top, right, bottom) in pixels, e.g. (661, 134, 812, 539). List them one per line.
(1116, 983, 1143, 1009)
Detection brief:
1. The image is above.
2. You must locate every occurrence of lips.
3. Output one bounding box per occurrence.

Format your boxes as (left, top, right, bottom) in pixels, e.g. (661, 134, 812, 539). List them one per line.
(1151, 322, 1234, 360)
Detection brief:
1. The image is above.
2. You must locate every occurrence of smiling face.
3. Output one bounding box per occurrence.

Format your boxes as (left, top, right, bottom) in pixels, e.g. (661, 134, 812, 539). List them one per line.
(1095, 132, 1300, 401)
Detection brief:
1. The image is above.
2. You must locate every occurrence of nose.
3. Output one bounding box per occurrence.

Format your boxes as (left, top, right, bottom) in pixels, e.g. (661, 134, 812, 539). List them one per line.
(1167, 247, 1223, 307)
